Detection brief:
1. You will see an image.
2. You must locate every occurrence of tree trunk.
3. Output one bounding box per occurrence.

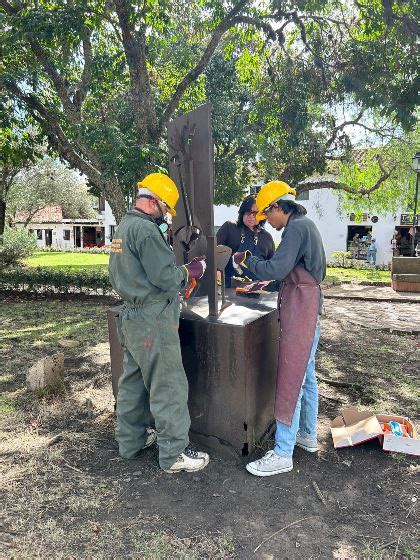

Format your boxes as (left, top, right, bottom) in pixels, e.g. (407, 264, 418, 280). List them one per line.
(101, 177, 128, 224)
(0, 198, 6, 239)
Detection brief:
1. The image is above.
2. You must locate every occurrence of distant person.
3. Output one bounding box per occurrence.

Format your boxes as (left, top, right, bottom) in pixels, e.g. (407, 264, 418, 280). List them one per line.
(216, 195, 275, 287)
(366, 238, 378, 265)
(391, 234, 399, 257)
(352, 233, 360, 258)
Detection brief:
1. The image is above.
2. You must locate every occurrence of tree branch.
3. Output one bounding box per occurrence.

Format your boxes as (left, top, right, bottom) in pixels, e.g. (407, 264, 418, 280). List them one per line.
(4, 81, 103, 186)
(231, 15, 277, 41)
(27, 38, 82, 124)
(112, 0, 159, 144)
(73, 28, 93, 111)
(159, 0, 249, 130)
(326, 110, 364, 149)
(298, 156, 394, 196)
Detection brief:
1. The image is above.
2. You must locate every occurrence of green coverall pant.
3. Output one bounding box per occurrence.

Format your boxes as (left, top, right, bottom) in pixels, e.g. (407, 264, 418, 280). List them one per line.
(116, 298, 190, 469)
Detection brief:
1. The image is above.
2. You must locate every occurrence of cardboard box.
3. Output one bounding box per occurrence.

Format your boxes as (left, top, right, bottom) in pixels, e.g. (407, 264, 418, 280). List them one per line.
(331, 407, 420, 457)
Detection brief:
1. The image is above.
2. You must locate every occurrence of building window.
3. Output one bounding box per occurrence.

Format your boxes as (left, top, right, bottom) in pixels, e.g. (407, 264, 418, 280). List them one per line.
(296, 190, 309, 201)
(99, 196, 106, 212)
(36, 229, 43, 240)
(349, 213, 369, 222)
(63, 229, 71, 241)
(110, 225, 115, 241)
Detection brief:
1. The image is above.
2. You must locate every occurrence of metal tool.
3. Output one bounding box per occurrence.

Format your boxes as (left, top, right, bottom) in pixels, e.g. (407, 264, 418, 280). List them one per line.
(184, 278, 197, 301)
(216, 244, 232, 312)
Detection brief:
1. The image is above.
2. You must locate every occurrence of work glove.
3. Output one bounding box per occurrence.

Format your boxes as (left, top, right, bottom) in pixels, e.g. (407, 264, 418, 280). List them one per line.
(183, 256, 206, 281)
(232, 250, 251, 274)
(236, 280, 274, 294)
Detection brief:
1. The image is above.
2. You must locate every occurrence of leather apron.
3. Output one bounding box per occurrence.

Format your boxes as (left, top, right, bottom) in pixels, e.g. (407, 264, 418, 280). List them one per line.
(275, 265, 321, 426)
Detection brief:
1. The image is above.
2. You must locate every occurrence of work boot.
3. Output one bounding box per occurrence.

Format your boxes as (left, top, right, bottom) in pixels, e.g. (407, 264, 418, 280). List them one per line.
(143, 427, 157, 449)
(295, 432, 318, 453)
(246, 450, 293, 477)
(163, 447, 210, 474)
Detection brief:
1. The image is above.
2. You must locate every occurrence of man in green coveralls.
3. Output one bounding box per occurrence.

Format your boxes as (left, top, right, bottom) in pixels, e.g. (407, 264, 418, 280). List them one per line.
(109, 172, 209, 473)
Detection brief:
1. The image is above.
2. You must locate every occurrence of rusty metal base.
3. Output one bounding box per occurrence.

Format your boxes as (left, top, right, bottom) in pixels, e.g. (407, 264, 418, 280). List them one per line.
(107, 290, 279, 458)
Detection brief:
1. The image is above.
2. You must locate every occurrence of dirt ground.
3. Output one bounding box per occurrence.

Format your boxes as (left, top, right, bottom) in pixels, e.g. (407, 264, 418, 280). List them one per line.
(1, 292, 419, 559)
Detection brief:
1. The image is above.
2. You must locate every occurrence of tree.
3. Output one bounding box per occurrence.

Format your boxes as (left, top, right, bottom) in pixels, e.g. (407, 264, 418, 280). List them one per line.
(335, 131, 419, 216)
(7, 157, 97, 226)
(0, 127, 41, 238)
(1, 0, 418, 220)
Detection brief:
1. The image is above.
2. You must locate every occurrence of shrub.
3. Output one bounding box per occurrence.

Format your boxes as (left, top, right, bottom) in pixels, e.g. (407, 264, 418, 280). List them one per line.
(330, 251, 353, 267)
(37, 245, 111, 254)
(0, 227, 38, 267)
(0, 266, 114, 295)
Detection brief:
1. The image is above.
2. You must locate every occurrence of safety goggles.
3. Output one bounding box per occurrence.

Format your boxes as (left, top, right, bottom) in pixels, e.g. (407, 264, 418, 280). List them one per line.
(139, 194, 170, 213)
(262, 202, 278, 215)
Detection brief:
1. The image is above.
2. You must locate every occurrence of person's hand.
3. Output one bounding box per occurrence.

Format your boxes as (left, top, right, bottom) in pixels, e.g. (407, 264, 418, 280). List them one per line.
(232, 251, 251, 274)
(183, 256, 206, 281)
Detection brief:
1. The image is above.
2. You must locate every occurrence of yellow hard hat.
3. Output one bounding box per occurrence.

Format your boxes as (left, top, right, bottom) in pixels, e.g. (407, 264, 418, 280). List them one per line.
(137, 173, 179, 216)
(256, 181, 297, 221)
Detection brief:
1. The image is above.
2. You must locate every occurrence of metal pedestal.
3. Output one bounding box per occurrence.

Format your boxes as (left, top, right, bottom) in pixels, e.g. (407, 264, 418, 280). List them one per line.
(107, 291, 279, 457)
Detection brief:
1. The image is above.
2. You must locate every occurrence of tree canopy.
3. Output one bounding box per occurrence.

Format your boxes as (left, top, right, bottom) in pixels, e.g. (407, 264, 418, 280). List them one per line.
(1, 0, 418, 221)
(8, 157, 97, 226)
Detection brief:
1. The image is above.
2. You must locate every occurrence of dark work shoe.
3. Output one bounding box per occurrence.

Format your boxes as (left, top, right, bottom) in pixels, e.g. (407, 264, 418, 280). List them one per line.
(143, 428, 157, 449)
(163, 447, 210, 473)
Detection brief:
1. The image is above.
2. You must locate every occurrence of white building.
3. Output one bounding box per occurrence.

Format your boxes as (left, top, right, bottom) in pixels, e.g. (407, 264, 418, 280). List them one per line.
(214, 188, 416, 265)
(15, 197, 116, 249)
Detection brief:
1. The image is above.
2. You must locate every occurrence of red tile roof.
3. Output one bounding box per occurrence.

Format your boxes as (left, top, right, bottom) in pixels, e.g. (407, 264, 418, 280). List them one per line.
(15, 206, 63, 223)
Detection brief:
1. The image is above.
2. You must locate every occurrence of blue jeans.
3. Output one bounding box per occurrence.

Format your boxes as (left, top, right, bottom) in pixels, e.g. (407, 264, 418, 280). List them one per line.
(366, 250, 377, 264)
(274, 320, 321, 457)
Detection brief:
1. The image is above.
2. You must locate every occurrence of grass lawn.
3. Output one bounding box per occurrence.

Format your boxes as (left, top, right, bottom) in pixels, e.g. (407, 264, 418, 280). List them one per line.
(1, 294, 418, 558)
(325, 266, 391, 284)
(25, 251, 109, 272)
(25, 252, 391, 284)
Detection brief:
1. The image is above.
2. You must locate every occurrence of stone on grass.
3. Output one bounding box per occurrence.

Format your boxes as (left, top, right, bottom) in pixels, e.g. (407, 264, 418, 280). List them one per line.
(27, 353, 64, 391)
(58, 338, 80, 348)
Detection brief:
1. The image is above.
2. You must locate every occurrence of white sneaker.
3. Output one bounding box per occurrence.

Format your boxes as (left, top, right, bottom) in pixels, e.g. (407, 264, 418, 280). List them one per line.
(143, 428, 157, 449)
(295, 433, 318, 453)
(164, 447, 210, 474)
(246, 450, 293, 477)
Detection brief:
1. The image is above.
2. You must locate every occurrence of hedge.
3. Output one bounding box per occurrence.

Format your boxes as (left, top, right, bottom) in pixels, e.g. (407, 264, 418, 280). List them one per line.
(0, 267, 114, 296)
(37, 246, 111, 254)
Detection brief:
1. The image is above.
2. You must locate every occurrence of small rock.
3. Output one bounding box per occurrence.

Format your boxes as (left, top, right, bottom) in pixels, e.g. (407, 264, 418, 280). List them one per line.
(58, 338, 80, 348)
(133, 470, 142, 476)
(26, 353, 64, 390)
(46, 434, 63, 447)
(342, 460, 352, 467)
